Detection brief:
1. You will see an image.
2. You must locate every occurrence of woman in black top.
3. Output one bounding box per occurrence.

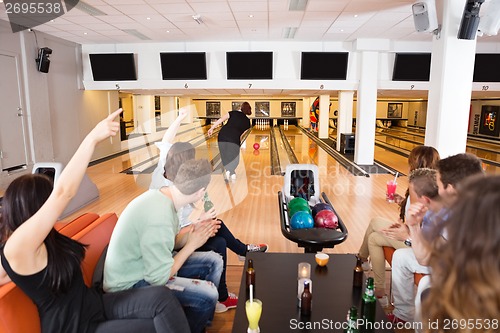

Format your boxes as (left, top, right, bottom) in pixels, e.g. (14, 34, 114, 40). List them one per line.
(208, 102, 251, 181)
(0, 109, 189, 333)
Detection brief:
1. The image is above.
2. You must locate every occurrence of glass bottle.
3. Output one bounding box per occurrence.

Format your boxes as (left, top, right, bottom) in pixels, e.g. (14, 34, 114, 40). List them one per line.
(344, 306, 359, 333)
(353, 255, 364, 288)
(300, 281, 312, 316)
(203, 192, 214, 212)
(361, 277, 376, 324)
(246, 259, 256, 290)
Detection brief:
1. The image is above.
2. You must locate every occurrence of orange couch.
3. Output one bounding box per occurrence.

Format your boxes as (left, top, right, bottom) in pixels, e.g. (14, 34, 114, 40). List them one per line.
(0, 213, 117, 333)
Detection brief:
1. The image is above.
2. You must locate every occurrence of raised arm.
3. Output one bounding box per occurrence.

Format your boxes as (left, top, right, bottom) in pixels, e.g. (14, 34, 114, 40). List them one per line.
(207, 112, 229, 136)
(161, 108, 189, 144)
(3, 109, 122, 274)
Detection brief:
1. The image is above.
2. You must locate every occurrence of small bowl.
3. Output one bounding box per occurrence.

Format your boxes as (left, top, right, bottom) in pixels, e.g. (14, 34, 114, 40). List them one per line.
(315, 253, 329, 267)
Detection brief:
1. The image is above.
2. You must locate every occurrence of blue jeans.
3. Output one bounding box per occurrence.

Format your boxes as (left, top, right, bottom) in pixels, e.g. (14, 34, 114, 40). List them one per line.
(172, 250, 222, 333)
(197, 220, 246, 301)
(132, 251, 222, 333)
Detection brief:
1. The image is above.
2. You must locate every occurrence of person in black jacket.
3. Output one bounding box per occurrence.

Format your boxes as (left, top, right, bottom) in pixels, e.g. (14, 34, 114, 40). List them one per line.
(208, 102, 251, 181)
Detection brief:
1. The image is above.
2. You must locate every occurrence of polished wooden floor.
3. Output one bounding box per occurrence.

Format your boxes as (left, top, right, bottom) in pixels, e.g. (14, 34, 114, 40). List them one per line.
(4, 124, 414, 332)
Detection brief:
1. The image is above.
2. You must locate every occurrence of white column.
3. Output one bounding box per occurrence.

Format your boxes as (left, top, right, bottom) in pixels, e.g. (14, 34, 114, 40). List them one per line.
(354, 51, 378, 165)
(318, 94, 330, 139)
(133, 95, 155, 134)
(424, 0, 477, 158)
(160, 96, 176, 127)
(337, 91, 354, 151)
(302, 97, 311, 128)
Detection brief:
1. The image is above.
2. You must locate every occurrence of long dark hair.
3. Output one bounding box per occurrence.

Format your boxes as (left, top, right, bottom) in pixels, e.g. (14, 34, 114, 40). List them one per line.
(241, 102, 252, 115)
(423, 175, 499, 332)
(0, 174, 85, 294)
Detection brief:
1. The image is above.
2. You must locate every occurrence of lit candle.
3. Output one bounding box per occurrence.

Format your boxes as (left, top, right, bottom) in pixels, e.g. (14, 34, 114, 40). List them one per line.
(298, 262, 311, 279)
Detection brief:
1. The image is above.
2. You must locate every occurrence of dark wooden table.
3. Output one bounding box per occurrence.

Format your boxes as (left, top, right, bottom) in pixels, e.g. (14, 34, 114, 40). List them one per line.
(231, 253, 395, 332)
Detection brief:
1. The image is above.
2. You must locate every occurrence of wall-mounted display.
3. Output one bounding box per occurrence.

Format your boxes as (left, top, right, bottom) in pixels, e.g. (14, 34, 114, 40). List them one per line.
(206, 101, 221, 117)
(281, 102, 296, 117)
(479, 105, 500, 137)
(232, 101, 243, 111)
(255, 101, 270, 117)
(387, 103, 403, 118)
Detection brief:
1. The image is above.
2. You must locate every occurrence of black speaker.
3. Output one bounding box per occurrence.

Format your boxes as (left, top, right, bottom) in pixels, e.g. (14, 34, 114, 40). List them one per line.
(458, 0, 485, 40)
(36, 47, 52, 73)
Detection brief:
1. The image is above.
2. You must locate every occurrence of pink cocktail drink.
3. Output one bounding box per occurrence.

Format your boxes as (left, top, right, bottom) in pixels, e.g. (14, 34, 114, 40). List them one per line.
(386, 180, 397, 203)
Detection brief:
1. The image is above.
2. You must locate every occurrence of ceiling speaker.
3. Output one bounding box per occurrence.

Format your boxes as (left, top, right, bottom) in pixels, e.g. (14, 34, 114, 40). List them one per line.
(412, 0, 439, 33)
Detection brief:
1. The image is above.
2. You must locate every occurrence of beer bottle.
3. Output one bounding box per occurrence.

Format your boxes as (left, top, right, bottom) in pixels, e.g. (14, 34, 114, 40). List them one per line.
(203, 192, 214, 212)
(353, 255, 364, 288)
(300, 281, 312, 316)
(361, 277, 376, 324)
(344, 306, 359, 333)
(246, 259, 256, 290)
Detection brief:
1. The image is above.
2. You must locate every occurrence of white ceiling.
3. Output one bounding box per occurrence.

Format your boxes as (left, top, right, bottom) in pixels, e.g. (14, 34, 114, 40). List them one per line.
(1, 0, 499, 99)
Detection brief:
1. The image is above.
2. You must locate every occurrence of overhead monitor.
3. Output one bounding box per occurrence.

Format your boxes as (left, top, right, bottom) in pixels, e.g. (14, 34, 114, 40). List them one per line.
(226, 52, 273, 80)
(300, 52, 349, 80)
(89, 53, 137, 81)
(392, 53, 431, 81)
(473, 54, 500, 82)
(160, 52, 207, 80)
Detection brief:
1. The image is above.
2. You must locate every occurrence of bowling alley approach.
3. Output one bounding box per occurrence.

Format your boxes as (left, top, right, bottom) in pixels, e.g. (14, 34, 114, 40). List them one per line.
(2, 1, 500, 333)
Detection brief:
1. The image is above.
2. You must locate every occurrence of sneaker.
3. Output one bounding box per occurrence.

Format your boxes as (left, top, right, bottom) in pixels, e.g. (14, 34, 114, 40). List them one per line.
(215, 292, 238, 313)
(230, 173, 237, 182)
(386, 313, 407, 324)
(225, 171, 230, 180)
(238, 244, 269, 261)
(377, 295, 390, 308)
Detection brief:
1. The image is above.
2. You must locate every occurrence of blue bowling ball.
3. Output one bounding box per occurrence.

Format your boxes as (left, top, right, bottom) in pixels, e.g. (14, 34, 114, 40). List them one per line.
(312, 202, 333, 218)
(290, 211, 314, 230)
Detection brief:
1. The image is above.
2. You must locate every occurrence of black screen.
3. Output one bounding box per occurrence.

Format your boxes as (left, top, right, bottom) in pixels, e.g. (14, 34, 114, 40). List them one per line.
(392, 53, 431, 81)
(473, 54, 500, 82)
(89, 53, 137, 81)
(300, 52, 349, 80)
(160, 52, 207, 80)
(226, 52, 273, 79)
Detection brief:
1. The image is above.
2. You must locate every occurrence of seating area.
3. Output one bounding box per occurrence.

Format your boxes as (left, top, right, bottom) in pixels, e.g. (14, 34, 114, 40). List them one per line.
(0, 212, 117, 332)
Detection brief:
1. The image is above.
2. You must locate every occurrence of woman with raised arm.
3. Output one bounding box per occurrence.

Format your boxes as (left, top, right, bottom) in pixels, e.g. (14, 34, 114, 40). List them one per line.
(0, 109, 189, 333)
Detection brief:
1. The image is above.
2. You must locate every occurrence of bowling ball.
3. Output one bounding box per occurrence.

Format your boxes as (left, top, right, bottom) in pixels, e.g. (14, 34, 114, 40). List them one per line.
(288, 197, 311, 217)
(253, 143, 260, 150)
(253, 149, 260, 156)
(312, 202, 334, 218)
(314, 209, 338, 229)
(290, 211, 314, 230)
(288, 197, 309, 210)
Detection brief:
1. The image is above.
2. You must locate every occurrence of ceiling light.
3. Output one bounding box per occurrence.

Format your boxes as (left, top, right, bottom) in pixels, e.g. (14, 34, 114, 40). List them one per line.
(289, 0, 308, 11)
(192, 14, 203, 24)
(122, 29, 151, 40)
(166, 30, 170, 33)
(249, 14, 254, 18)
(282, 27, 297, 38)
(83, 32, 87, 35)
(146, 17, 151, 20)
(354, 14, 358, 18)
(71, 0, 107, 16)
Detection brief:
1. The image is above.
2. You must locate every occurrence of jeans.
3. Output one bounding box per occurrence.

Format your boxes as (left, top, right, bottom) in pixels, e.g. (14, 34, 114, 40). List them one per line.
(172, 250, 222, 333)
(197, 220, 246, 301)
(96, 285, 190, 333)
(392, 248, 431, 322)
(216, 220, 246, 256)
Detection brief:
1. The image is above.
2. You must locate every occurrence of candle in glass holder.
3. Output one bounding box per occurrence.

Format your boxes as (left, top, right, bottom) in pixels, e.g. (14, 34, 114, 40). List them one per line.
(298, 262, 311, 279)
